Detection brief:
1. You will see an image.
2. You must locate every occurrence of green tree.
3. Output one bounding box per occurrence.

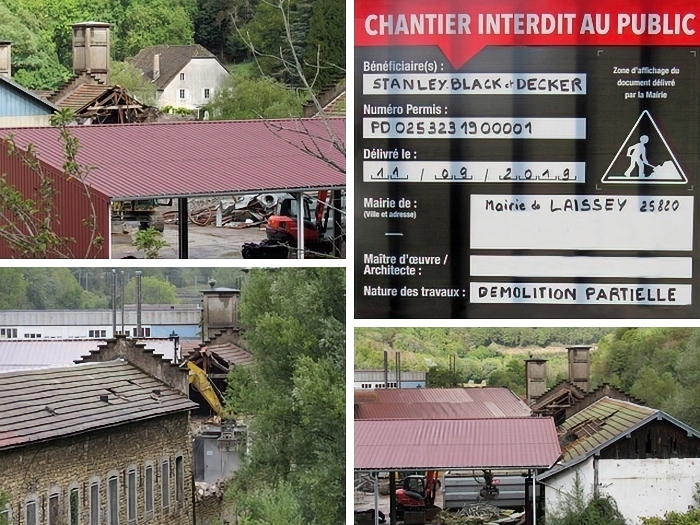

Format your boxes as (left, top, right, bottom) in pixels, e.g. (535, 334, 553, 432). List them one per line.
(110, 60, 157, 105)
(124, 275, 179, 304)
(205, 73, 303, 120)
(225, 268, 344, 524)
(23, 268, 84, 309)
(118, 0, 194, 58)
(0, 268, 28, 308)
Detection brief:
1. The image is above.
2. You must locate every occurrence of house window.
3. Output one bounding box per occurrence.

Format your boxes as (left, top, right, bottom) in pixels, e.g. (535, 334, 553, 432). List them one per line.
(175, 456, 184, 504)
(203, 88, 211, 99)
(26, 501, 37, 525)
(179, 89, 186, 99)
(127, 468, 137, 523)
(145, 465, 154, 514)
(108, 475, 119, 525)
(90, 481, 100, 525)
(161, 460, 170, 509)
(48, 492, 60, 525)
(70, 487, 80, 525)
(179, 72, 185, 81)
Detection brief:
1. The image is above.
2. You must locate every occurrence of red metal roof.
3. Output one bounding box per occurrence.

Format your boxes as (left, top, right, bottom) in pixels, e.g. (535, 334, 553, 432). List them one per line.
(354, 387, 531, 419)
(355, 418, 562, 471)
(2, 118, 345, 199)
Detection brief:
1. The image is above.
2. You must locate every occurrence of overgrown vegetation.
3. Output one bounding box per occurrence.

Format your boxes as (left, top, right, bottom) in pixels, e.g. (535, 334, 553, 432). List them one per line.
(548, 472, 626, 525)
(132, 227, 169, 258)
(225, 268, 344, 524)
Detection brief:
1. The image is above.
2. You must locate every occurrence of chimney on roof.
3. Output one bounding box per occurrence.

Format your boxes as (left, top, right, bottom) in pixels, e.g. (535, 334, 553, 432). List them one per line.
(567, 345, 591, 393)
(524, 358, 547, 403)
(201, 284, 241, 343)
(72, 22, 111, 84)
(153, 53, 160, 80)
(0, 41, 11, 79)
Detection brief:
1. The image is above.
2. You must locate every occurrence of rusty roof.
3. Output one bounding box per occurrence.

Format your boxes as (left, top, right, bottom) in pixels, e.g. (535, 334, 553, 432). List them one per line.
(0, 360, 196, 451)
(354, 387, 531, 419)
(355, 418, 561, 471)
(3, 119, 345, 199)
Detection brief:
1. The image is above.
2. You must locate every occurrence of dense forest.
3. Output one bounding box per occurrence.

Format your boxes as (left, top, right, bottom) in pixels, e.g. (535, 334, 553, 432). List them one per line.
(356, 327, 700, 429)
(0, 267, 246, 309)
(1, 0, 345, 92)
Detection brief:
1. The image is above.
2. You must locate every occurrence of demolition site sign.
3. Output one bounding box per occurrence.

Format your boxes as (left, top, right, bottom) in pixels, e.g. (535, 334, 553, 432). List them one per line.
(355, 0, 700, 318)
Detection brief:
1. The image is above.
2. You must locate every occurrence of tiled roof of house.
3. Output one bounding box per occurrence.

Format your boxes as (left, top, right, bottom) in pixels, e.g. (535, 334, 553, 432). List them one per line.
(57, 83, 111, 110)
(558, 397, 655, 462)
(0, 360, 197, 451)
(131, 44, 219, 89)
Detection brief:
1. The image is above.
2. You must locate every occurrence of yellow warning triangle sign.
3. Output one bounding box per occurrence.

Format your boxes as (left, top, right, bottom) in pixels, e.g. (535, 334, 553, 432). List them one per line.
(602, 110, 687, 184)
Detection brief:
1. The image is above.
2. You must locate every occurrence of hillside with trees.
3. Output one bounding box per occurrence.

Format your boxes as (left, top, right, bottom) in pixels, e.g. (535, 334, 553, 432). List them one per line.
(356, 327, 700, 430)
(0, 267, 246, 308)
(1, 0, 345, 92)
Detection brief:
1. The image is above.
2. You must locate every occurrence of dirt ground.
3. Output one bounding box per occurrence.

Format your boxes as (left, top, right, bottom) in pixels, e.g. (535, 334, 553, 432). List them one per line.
(111, 222, 269, 259)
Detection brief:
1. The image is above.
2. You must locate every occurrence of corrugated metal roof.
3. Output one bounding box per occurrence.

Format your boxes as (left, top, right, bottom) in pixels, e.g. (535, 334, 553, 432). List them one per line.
(0, 339, 179, 371)
(354, 387, 531, 419)
(558, 396, 655, 462)
(0, 360, 197, 450)
(355, 418, 561, 470)
(2, 119, 345, 199)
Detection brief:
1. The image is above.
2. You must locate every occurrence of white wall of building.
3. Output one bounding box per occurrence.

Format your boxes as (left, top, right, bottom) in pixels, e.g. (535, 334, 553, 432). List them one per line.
(159, 57, 229, 109)
(544, 457, 700, 524)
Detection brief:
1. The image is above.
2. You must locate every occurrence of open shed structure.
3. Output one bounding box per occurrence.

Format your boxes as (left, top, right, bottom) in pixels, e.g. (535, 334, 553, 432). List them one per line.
(0, 118, 345, 258)
(355, 418, 562, 525)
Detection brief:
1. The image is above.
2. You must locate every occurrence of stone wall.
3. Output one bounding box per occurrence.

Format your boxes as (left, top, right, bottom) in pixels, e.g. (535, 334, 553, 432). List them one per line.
(0, 412, 193, 525)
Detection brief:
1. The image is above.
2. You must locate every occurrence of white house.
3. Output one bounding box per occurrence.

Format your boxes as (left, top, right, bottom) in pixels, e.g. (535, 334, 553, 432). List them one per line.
(538, 396, 700, 524)
(131, 44, 229, 110)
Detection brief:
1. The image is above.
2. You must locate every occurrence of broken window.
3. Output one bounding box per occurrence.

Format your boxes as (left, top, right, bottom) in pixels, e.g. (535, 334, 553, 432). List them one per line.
(145, 465, 154, 514)
(48, 492, 60, 525)
(26, 501, 37, 525)
(175, 456, 184, 504)
(70, 487, 80, 525)
(162, 460, 170, 509)
(90, 481, 99, 525)
(108, 475, 118, 525)
(127, 469, 137, 522)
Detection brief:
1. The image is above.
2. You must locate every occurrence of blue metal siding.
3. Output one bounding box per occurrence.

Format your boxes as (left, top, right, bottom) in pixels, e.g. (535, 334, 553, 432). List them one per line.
(150, 325, 199, 338)
(0, 84, 53, 116)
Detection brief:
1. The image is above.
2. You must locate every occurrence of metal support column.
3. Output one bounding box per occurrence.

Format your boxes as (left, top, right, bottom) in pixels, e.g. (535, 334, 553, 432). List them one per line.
(389, 472, 396, 525)
(332, 189, 342, 257)
(297, 192, 305, 259)
(178, 197, 188, 259)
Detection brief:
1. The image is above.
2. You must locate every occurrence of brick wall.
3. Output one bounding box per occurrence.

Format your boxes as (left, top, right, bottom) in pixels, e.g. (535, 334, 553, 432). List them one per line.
(0, 412, 193, 525)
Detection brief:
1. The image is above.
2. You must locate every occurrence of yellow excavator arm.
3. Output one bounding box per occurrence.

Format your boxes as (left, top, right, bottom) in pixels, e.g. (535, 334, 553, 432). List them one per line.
(186, 360, 224, 418)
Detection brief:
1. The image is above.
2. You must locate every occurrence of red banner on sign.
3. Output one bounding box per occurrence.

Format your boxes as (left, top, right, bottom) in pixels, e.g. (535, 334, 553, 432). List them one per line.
(355, 0, 700, 67)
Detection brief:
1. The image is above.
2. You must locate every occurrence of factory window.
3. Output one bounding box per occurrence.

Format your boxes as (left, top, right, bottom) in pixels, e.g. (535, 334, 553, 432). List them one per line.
(70, 486, 80, 525)
(132, 327, 151, 337)
(179, 89, 186, 99)
(145, 464, 154, 514)
(175, 456, 184, 504)
(90, 480, 100, 525)
(0, 327, 17, 338)
(25, 500, 37, 525)
(161, 460, 170, 509)
(127, 468, 137, 522)
(108, 475, 119, 525)
(48, 492, 60, 525)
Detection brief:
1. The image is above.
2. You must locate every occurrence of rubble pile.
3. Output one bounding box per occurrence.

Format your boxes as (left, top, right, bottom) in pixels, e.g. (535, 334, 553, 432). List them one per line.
(436, 504, 525, 525)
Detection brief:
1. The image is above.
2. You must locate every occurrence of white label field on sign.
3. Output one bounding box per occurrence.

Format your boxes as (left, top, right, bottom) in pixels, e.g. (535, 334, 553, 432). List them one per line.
(470, 195, 693, 251)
